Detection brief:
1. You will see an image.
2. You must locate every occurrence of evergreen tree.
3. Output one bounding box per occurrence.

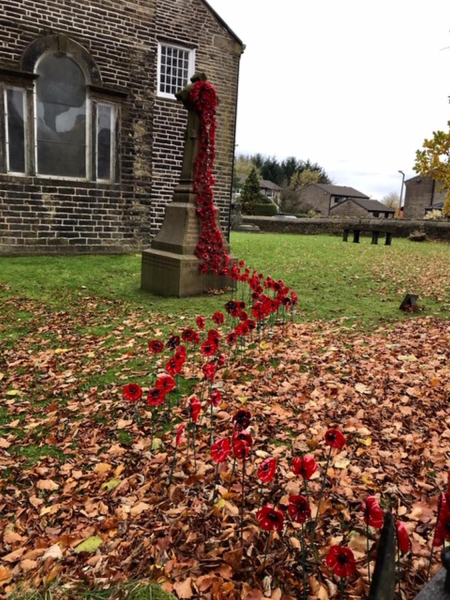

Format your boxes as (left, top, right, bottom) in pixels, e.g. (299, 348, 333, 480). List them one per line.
(240, 167, 262, 214)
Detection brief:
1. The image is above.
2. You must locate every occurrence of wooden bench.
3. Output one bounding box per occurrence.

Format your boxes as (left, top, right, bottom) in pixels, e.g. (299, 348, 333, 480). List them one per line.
(343, 229, 393, 245)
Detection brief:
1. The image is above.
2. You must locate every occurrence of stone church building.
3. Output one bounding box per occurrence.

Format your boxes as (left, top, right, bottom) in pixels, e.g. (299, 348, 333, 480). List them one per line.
(0, 0, 243, 254)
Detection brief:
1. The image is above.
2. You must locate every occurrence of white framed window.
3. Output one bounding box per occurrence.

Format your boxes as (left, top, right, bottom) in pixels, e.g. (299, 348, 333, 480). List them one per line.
(96, 103, 115, 182)
(157, 43, 195, 99)
(34, 52, 90, 180)
(4, 87, 27, 175)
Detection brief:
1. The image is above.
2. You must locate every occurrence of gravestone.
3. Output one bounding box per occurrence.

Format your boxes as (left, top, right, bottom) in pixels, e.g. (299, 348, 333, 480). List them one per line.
(141, 73, 235, 297)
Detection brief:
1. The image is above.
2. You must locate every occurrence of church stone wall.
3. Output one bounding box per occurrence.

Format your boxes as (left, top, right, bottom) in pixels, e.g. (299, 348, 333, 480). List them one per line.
(0, 0, 242, 255)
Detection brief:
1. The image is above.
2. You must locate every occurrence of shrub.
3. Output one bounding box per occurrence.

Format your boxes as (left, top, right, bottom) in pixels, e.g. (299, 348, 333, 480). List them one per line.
(307, 210, 320, 218)
(252, 203, 278, 216)
(424, 209, 443, 221)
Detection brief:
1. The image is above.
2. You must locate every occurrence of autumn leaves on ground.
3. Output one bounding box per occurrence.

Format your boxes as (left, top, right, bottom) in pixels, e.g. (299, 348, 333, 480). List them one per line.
(1, 233, 450, 600)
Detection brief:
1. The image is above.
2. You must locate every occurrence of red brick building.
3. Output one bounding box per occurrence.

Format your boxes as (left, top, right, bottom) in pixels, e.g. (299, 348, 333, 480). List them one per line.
(0, 0, 243, 254)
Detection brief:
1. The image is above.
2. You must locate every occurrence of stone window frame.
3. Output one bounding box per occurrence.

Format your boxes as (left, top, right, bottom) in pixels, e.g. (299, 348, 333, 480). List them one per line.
(157, 41, 196, 100)
(0, 34, 127, 183)
(95, 101, 116, 183)
(3, 85, 28, 175)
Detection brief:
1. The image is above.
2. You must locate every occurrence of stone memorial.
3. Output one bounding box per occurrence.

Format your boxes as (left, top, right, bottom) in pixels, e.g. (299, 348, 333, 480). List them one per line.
(141, 73, 235, 297)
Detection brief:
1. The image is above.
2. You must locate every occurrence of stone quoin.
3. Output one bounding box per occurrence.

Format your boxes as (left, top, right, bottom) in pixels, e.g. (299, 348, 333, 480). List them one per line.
(0, 0, 244, 255)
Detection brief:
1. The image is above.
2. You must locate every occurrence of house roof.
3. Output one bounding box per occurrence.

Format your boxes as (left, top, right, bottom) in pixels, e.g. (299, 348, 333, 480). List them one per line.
(313, 184, 370, 199)
(200, 0, 244, 47)
(425, 202, 444, 210)
(330, 198, 395, 213)
(260, 179, 282, 191)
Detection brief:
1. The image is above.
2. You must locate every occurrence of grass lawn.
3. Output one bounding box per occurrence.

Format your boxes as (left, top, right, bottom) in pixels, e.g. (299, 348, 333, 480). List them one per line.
(1, 233, 449, 326)
(0, 232, 449, 599)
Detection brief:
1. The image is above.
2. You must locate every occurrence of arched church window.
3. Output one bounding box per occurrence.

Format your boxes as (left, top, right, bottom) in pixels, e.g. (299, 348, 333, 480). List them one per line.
(35, 53, 88, 178)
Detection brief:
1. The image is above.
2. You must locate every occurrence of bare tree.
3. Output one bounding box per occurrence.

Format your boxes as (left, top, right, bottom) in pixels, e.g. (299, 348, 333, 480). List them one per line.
(382, 192, 400, 210)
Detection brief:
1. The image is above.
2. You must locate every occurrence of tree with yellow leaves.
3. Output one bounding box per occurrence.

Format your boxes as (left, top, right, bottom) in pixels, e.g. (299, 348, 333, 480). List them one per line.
(414, 122, 450, 216)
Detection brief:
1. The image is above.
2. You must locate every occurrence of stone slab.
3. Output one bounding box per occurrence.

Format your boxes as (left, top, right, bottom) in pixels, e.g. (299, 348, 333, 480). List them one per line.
(141, 247, 236, 297)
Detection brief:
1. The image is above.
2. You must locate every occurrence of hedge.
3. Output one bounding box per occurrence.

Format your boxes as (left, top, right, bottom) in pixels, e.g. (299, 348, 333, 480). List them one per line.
(252, 203, 278, 216)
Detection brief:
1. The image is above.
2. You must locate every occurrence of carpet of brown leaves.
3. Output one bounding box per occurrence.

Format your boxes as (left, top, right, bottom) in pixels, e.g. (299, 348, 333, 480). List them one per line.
(1, 297, 449, 599)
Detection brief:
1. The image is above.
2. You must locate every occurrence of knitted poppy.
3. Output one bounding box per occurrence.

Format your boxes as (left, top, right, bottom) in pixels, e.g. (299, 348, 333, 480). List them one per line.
(166, 335, 180, 350)
(149, 340, 164, 354)
(397, 521, 411, 554)
(292, 455, 318, 480)
(203, 361, 217, 381)
(325, 428, 346, 450)
(209, 389, 222, 407)
(233, 439, 250, 459)
(176, 423, 186, 445)
(227, 332, 237, 345)
(196, 316, 206, 330)
(232, 430, 253, 447)
(217, 352, 227, 367)
(361, 496, 384, 529)
(212, 312, 224, 325)
(258, 457, 277, 484)
(166, 356, 183, 376)
(201, 340, 217, 357)
(182, 328, 196, 343)
(190, 395, 201, 423)
(155, 374, 175, 394)
(256, 504, 285, 532)
(147, 387, 166, 406)
(232, 409, 251, 431)
(211, 437, 231, 463)
(288, 495, 311, 524)
(123, 383, 143, 403)
(326, 546, 356, 578)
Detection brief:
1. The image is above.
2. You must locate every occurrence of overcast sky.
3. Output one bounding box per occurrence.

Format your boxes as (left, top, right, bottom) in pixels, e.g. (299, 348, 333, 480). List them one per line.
(208, 0, 450, 200)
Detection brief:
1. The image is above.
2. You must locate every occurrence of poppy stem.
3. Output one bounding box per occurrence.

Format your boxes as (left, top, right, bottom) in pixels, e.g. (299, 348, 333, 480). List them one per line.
(311, 445, 333, 542)
(339, 577, 345, 600)
(257, 479, 264, 510)
(262, 531, 271, 570)
(397, 548, 402, 600)
(212, 463, 219, 504)
(193, 422, 197, 473)
(133, 404, 141, 426)
(366, 521, 371, 585)
(304, 479, 310, 504)
(240, 455, 246, 545)
(301, 522, 307, 600)
(209, 403, 214, 446)
(169, 446, 177, 485)
(175, 376, 179, 406)
(150, 409, 155, 450)
(231, 457, 237, 481)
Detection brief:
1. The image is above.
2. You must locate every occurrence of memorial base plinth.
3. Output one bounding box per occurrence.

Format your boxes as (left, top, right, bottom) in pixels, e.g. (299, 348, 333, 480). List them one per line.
(141, 248, 236, 297)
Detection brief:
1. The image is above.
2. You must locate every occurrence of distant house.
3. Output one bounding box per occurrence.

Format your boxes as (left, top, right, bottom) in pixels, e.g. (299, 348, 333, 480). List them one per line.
(297, 184, 370, 216)
(403, 176, 447, 219)
(236, 174, 282, 203)
(330, 198, 395, 219)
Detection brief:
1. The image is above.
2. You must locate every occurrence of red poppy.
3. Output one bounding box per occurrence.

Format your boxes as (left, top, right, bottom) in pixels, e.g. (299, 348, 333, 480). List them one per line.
(232, 430, 253, 447)
(182, 328, 196, 343)
(288, 495, 311, 524)
(238, 310, 248, 322)
(207, 329, 220, 343)
(155, 374, 176, 394)
(196, 316, 206, 330)
(217, 353, 227, 367)
(397, 521, 411, 554)
(258, 457, 277, 483)
(211, 437, 231, 463)
(257, 504, 285, 532)
(203, 361, 217, 381)
(326, 546, 356, 578)
(226, 332, 237, 345)
(123, 383, 143, 402)
(362, 496, 384, 529)
(292, 455, 318, 480)
(166, 356, 183, 376)
(166, 335, 180, 350)
(232, 409, 251, 431)
(147, 387, 166, 406)
(209, 390, 222, 407)
(212, 312, 224, 325)
(325, 428, 346, 450)
(190, 395, 201, 423)
(233, 439, 250, 459)
(176, 423, 186, 445)
(149, 340, 164, 354)
(201, 340, 218, 357)
(175, 345, 187, 358)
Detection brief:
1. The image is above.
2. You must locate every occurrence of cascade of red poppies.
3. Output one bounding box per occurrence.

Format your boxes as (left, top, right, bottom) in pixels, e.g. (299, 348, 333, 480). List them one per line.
(190, 80, 230, 276)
